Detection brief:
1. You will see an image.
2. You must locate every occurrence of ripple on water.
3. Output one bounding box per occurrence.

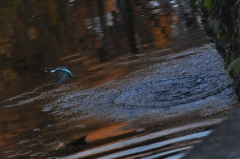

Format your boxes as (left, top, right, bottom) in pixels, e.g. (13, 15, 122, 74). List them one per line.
(115, 54, 146, 66)
(2, 91, 42, 107)
(60, 119, 221, 159)
(0, 45, 236, 159)
(114, 73, 232, 108)
(17, 139, 29, 145)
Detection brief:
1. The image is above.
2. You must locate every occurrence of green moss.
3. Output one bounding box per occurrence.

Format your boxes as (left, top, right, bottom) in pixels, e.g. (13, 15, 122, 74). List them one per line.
(195, 0, 203, 5)
(217, 28, 223, 40)
(203, 0, 214, 12)
(227, 58, 240, 79)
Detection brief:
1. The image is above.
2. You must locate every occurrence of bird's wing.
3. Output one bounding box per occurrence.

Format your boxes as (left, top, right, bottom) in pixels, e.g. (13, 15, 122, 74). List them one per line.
(55, 73, 69, 86)
(56, 67, 75, 78)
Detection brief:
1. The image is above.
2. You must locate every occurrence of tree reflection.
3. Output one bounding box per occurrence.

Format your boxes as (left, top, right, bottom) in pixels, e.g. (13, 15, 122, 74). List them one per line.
(0, 0, 178, 98)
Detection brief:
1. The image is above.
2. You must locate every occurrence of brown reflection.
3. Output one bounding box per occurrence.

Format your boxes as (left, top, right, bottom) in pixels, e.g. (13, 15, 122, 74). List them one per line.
(0, 1, 207, 158)
(0, 103, 55, 157)
(87, 122, 133, 142)
(0, 0, 180, 99)
(27, 27, 39, 40)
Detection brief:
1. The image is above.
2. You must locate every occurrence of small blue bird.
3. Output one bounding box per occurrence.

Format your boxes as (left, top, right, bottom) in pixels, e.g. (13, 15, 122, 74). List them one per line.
(39, 66, 75, 86)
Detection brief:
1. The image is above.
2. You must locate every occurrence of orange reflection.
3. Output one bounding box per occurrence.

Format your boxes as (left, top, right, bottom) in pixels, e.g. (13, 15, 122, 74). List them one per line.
(87, 122, 135, 142)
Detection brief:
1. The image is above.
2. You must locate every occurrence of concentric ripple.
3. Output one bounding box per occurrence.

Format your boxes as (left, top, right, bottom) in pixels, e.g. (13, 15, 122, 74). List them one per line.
(114, 73, 232, 107)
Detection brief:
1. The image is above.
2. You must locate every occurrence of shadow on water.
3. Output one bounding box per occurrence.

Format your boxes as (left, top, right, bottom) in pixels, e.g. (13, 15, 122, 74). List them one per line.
(0, 0, 238, 158)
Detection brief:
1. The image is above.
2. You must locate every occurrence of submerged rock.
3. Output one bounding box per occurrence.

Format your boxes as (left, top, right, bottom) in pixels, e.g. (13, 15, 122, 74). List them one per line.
(53, 134, 89, 156)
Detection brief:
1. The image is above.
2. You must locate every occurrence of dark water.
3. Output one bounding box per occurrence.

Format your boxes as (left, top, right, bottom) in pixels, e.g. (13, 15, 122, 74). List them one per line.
(0, 0, 238, 159)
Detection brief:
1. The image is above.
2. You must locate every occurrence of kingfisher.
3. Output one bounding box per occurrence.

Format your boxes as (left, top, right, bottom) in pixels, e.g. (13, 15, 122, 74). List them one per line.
(39, 66, 75, 86)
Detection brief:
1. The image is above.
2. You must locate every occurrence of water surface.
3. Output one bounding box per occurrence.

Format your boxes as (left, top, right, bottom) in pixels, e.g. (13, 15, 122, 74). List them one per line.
(0, 0, 237, 158)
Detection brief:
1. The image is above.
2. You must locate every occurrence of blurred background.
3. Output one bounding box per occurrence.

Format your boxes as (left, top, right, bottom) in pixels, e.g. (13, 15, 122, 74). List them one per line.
(0, 0, 237, 158)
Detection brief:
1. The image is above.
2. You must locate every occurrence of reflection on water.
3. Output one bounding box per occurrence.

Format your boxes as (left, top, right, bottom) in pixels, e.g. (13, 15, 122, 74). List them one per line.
(0, 0, 202, 100)
(62, 119, 219, 159)
(0, 0, 238, 159)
